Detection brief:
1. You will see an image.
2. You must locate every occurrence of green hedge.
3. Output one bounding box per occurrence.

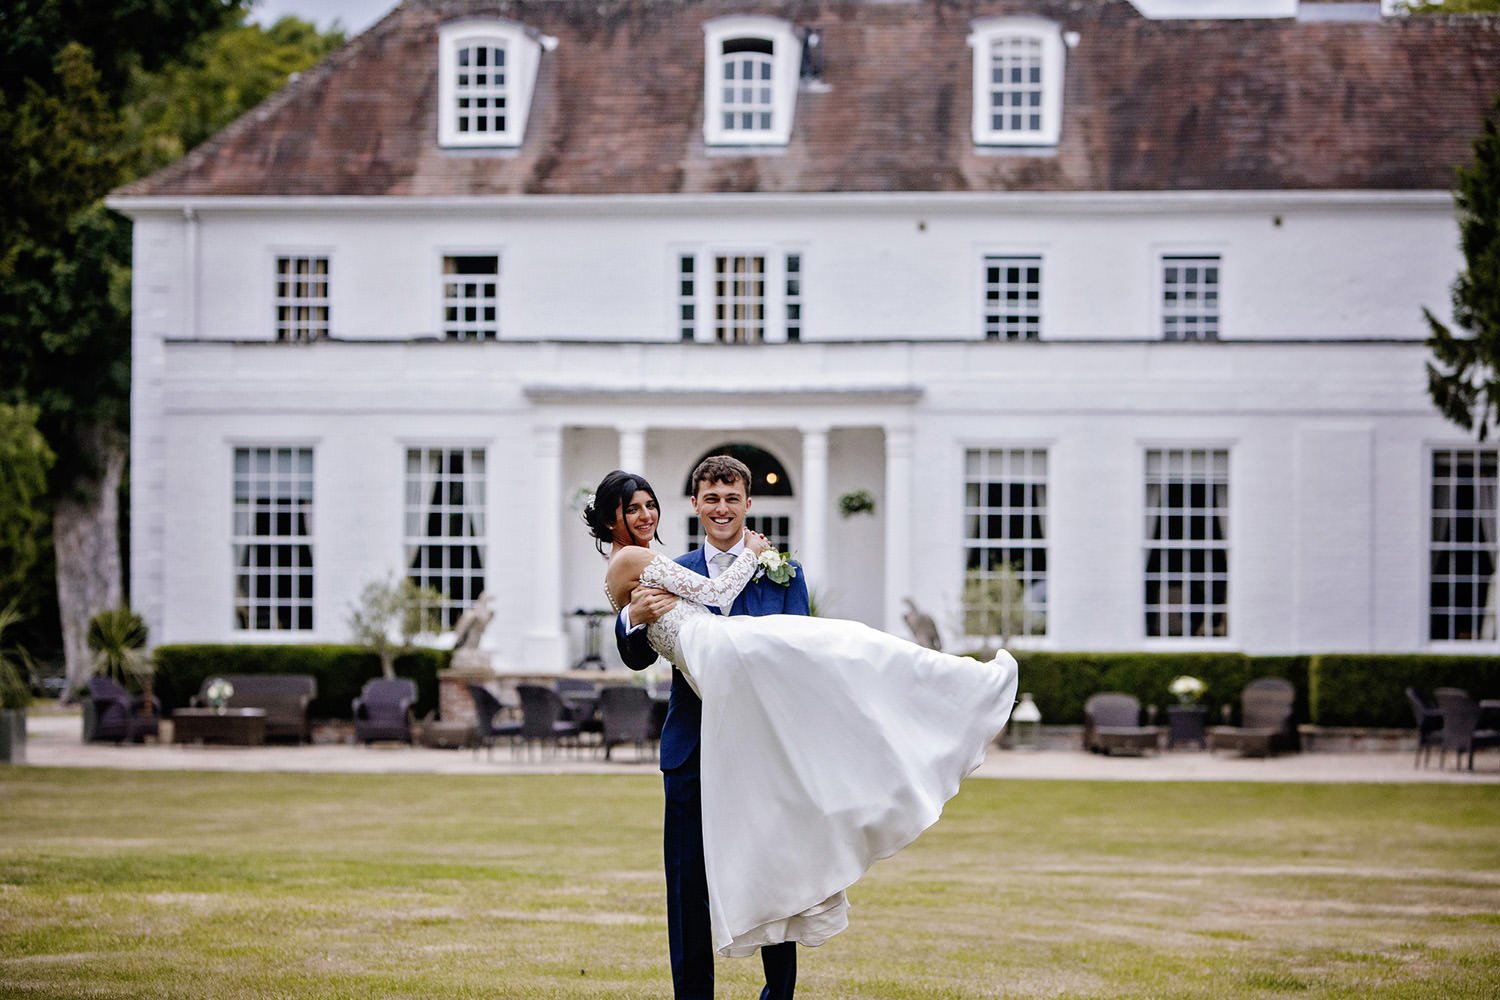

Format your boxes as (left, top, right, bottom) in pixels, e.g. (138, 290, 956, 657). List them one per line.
(1308, 654, 1500, 727)
(1005, 652, 1309, 726)
(152, 645, 448, 721)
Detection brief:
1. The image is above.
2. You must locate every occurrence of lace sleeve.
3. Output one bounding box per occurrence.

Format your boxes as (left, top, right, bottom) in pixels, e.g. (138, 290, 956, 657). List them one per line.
(641, 551, 759, 610)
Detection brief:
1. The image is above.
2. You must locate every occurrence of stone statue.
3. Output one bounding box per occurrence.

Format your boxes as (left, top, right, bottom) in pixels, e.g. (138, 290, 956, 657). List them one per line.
(902, 597, 942, 651)
(449, 592, 494, 670)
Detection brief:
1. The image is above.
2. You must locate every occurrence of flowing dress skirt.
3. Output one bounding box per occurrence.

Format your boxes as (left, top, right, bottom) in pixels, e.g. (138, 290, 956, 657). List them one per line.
(676, 613, 1019, 957)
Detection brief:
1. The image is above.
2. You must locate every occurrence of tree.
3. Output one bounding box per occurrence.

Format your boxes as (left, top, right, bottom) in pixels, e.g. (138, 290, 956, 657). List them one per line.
(1403, 0, 1500, 12)
(1426, 94, 1500, 438)
(0, 4, 344, 695)
(962, 564, 1031, 648)
(348, 577, 444, 680)
(0, 404, 55, 616)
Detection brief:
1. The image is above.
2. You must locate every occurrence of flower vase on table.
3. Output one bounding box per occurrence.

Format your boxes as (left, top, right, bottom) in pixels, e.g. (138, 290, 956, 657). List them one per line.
(205, 678, 234, 716)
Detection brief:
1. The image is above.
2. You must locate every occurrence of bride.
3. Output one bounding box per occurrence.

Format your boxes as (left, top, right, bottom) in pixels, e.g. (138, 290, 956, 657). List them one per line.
(590, 469, 1019, 959)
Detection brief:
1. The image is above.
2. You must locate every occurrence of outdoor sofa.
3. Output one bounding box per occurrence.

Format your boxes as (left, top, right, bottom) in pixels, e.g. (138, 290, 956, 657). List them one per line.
(191, 674, 317, 743)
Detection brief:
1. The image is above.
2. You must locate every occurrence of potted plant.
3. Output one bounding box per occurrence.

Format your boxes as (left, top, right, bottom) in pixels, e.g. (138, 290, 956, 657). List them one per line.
(85, 607, 154, 740)
(0, 605, 34, 764)
(837, 489, 876, 518)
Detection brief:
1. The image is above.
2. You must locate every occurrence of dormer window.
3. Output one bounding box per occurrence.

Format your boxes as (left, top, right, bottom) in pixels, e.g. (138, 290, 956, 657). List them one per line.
(438, 19, 549, 149)
(703, 16, 800, 147)
(968, 18, 1065, 147)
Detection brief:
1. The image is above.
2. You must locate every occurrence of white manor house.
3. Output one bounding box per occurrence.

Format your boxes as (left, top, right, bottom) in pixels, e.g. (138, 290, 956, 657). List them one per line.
(109, 0, 1500, 671)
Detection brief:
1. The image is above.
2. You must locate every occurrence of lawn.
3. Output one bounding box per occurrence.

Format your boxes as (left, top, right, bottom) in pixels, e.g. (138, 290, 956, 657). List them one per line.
(0, 769, 1497, 999)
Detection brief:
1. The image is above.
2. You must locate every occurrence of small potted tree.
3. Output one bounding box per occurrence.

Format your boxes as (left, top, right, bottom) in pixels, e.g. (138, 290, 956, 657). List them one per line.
(0, 605, 33, 764)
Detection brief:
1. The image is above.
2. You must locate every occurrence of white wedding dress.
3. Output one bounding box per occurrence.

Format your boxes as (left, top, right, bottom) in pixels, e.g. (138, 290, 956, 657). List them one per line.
(634, 548, 1019, 958)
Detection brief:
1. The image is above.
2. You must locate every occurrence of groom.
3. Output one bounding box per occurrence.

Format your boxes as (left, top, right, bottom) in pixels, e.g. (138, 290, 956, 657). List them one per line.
(616, 454, 810, 1000)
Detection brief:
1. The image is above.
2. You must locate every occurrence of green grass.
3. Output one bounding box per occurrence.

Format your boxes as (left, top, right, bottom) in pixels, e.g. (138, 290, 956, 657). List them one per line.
(1, 770, 1498, 998)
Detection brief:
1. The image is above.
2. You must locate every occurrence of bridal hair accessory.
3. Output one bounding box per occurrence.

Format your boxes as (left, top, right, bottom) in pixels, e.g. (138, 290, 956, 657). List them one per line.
(755, 548, 797, 586)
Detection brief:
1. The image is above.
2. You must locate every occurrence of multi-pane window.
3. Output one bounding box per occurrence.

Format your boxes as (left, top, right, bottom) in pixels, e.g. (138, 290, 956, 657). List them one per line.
(442, 255, 498, 340)
(983, 255, 1041, 341)
(785, 253, 802, 341)
(1144, 449, 1229, 639)
(274, 256, 329, 342)
(405, 448, 487, 630)
(455, 44, 507, 136)
(714, 254, 766, 343)
(1162, 255, 1221, 341)
(963, 449, 1048, 639)
(1430, 449, 1498, 641)
(687, 515, 791, 554)
(233, 447, 314, 631)
(720, 39, 774, 134)
(678, 254, 697, 341)
(988, 36, 1044, 136)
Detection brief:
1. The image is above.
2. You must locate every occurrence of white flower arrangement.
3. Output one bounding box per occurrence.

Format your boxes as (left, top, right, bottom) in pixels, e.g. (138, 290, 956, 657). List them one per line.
(1168, 675, 1206, 705)
(755, 548, 797, 587)
(205, 677, 235, 711)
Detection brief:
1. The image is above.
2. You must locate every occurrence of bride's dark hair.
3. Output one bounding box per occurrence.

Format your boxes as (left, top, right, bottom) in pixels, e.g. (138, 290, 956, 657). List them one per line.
(584, 470, 663, 555)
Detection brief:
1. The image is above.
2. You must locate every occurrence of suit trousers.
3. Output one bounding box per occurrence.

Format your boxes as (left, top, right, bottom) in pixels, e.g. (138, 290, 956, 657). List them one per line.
(663, 749, 796, 1000)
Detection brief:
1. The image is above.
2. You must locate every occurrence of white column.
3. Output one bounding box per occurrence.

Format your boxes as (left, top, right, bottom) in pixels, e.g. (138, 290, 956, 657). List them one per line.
(523, 422, 567, 671)
(618, 426, 646, 476)
(799, 427, 829, 587)
(883, 425, 914, 633)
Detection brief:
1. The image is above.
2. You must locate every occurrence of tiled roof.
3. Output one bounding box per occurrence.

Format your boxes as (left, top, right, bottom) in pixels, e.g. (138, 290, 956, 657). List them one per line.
(116, 0, 1500, 198)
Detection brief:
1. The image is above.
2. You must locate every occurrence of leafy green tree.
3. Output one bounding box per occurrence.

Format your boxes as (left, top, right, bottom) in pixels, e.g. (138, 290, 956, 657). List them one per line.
(0, 404, 55, 616)
(1426, 94, 1500, 438)
(1403, 0, 1500, 13)
(349, 577, 445, 680)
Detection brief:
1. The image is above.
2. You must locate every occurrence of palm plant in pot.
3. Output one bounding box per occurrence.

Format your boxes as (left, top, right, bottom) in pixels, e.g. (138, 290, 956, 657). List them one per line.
(0, 605, 34, 764)
(84, 607, 153, 741)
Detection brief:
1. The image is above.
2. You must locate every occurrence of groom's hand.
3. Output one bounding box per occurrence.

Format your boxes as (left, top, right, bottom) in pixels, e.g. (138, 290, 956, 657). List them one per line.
(629, 586, 678, 627)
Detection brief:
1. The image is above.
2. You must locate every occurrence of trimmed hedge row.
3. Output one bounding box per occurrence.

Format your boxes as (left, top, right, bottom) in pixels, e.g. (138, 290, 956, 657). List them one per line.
(1308, 654, 1500, 728)
(152, 645, 448, 721)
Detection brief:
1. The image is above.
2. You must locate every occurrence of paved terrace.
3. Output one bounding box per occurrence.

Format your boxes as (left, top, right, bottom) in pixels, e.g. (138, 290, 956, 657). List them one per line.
(16, 712, 1499, 783)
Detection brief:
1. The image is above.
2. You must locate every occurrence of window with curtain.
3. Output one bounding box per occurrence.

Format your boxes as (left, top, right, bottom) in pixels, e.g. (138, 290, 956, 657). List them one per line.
(274, 256, 329, 342)
(963, 448, 1048, 638)
(1430, 448, 1498, 641)
(405, 448, 487, 629)
(1144, 448, 1228, 639)
(233, 447, 314, 631)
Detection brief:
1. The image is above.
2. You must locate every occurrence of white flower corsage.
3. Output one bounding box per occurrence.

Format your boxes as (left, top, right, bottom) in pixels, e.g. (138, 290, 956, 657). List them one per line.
(755, 548, 797, 586)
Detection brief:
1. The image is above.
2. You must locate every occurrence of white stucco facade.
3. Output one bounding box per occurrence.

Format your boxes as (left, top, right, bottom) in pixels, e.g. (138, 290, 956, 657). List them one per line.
(112, 188, 1484, 669)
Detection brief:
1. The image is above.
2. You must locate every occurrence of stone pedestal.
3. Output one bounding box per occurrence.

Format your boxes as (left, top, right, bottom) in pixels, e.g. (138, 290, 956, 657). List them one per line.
(439, 653, 496, 727)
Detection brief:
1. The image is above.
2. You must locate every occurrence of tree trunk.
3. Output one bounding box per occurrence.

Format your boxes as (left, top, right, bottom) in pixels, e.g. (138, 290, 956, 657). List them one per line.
(55, 435, 126, 700)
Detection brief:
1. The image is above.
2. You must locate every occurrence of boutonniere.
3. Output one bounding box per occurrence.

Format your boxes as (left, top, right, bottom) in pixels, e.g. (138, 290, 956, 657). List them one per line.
(755, 548, 797, 586)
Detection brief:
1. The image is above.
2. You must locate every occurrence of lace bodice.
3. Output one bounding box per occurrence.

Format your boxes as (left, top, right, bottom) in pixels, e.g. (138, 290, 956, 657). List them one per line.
(636, 550, 760, 669)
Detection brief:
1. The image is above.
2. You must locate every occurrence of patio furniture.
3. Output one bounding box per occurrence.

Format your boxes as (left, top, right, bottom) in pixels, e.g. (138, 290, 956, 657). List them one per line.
(352, 678, 417, 744)
(191, 674, 316, 743)
(1166, 704, 1208, 749)
(600, 685, 655, 762)
(1433, 688, 1500, 772)
(1207, 677, 1298, 757)
(556, 678, 603, 741)
(516, 683, 581, 757)
(1083, 692, 1162, 756)
(87, 676, 161, 744)
(171, 707, 267, 746)
(1405, 687, 1444, 769)
(467, 683, 522, 760)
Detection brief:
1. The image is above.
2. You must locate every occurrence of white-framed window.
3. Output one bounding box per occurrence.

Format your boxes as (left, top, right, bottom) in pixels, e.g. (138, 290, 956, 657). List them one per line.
(963, 449, 1048, 639)
(968, 18, 1065, 147)
(233, 447, 314, 632)
(438, 19, 549, 148)
(274, 255, 329, 342)
(405, 447, 487, 630)
(703, 16, 801, 146)
(1162, 254, 1221, 341)
(675, 249, 801, 343)
(784, 252, 803, 342)
(441, 255, 499, 340)
(677, 253, 697, 342)
(983, 255, 1042, 340)
(1144, 448, 1229, 639)
(714, 253, 766, 343)
(1429, 448, 1498, 642)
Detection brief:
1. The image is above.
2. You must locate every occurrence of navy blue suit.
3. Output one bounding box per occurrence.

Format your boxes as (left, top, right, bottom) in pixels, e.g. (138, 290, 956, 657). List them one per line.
(617, 546, 810, 1000)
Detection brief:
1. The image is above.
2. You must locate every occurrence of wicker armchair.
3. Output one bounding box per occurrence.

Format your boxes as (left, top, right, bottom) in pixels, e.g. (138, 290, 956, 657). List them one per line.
(87, 676, 160, 744)
(600, 685, 655, 762)
(1082, 693, 1162, 756)
(352, 678, 416, 744)
(467, 683, 521, 760)
(1434, 688, 1500, 772)
(1405, 687, 1444, 769)
(1207, 677, 1297, 757)
(516, 684, 581, 757)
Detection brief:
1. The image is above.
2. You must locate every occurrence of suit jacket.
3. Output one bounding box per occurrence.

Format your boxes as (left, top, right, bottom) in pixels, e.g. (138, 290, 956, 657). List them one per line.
(616, 547, 810, 770)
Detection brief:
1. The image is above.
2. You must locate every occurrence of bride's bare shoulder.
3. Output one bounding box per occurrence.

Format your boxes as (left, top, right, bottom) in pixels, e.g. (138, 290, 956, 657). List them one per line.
(605, 546, 657, 582)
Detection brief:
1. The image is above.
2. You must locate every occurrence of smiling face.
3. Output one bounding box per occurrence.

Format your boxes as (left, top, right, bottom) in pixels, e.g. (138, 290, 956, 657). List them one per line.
(690, 476, 751, 550)
(611, 489, 659, 547)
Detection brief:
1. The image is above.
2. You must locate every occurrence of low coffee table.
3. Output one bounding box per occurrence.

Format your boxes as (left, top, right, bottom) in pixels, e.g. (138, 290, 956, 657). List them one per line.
(172, 708, 267, 746)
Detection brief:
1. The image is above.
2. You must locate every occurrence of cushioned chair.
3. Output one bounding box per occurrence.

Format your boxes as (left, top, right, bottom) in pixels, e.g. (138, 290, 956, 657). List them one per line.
(600, 685, 655, 762)
(1434, 688, 1500, 772)
(1207, 677, 1298, 757)
(555, 678, 603, 742)
(352, 678, 417, 744)
(1082, 692, 1162, 756)
(516, 683, 580, 758)
(467, 683, 521, 760)
(1405, 687, 1444, 769)
(87, 676, 160, 744)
